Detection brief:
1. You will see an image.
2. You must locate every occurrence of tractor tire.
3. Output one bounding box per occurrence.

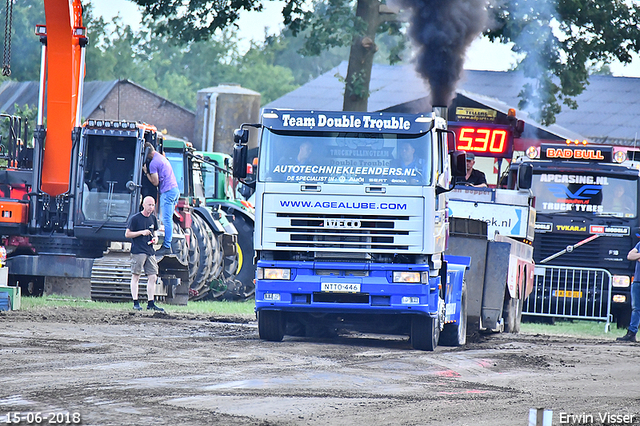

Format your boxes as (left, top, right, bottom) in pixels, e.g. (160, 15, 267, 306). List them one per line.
(207, 232, 224, 283)
(232, 214, 255, 299)
(169, 222, 189, 265)
(189, 215, 214, 300)
(185, 227, 200, 290)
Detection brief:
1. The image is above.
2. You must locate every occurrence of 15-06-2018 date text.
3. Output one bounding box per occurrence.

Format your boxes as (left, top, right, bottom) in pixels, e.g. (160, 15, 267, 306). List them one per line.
(4, 412, 81, 424)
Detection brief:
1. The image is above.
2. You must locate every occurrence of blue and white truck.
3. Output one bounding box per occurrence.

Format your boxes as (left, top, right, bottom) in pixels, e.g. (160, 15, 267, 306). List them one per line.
(232, 108, 533, 350)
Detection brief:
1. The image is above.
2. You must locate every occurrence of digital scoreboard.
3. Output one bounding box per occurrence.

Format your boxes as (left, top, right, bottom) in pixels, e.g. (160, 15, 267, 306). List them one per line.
(448, 122, 514, 158)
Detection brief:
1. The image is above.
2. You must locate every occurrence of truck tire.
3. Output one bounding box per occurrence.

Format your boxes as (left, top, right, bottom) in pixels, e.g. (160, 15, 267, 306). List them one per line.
(440, 282, 467, 346)
(503, 292, 523, 333)
(411, 314, 439, 351)
(258, 310, 285, 342)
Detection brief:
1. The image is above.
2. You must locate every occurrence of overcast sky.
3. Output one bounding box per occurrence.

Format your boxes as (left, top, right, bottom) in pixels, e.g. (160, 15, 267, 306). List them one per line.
(91, 0, 640, 78)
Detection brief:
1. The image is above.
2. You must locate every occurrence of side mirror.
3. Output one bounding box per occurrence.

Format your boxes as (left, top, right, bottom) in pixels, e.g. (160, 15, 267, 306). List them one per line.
(517, 163, 533, 190)
(233, 144, 248, 179)
(451, 150, 466, 177)
(233, 128, 249, 145)
(514, 119, 525, 138)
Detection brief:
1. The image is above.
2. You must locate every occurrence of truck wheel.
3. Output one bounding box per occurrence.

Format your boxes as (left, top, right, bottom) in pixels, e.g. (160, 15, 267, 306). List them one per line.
(411, 314, 439, 351)
(440, 282, 467, 346)
(258, 310, 285, 342)
(503, 292, 523, 333)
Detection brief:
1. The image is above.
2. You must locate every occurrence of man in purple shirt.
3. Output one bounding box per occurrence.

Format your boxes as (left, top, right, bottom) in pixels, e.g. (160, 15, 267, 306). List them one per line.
(142, 142, 179, 256)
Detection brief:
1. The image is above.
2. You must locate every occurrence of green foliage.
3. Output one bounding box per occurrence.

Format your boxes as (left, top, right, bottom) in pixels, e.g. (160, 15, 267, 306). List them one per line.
(487, 0, 640, 125)
(131, 0, 405, 109)
(295, 0, 364, 56)
(0, 0, 44, 81)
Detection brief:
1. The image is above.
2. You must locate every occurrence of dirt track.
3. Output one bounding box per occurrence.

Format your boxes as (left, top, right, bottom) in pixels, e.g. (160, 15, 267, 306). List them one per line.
(1, 307, 639, 426)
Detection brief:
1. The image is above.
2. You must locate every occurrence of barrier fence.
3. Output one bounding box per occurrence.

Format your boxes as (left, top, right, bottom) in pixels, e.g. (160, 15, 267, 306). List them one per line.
(523, 265, 612, 332)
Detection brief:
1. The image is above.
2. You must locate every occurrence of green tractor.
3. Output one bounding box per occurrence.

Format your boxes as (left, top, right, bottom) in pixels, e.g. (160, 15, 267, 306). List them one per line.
(199, 151, 255, 300)
(162, 139, 241, 301)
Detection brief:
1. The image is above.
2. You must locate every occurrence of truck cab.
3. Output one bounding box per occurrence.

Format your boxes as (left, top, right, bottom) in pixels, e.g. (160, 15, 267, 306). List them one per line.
(233, 109, 468, 350)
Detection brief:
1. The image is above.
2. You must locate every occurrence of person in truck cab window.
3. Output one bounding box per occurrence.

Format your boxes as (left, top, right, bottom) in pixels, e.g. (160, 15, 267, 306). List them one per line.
(456, 152, 487, 188)
(295, 141, 313, 165)
(609, 184, 634, 215)
(390, 140, 427, 184)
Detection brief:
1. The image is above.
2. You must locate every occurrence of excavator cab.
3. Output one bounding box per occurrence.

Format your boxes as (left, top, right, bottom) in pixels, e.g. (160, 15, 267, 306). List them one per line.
(73, 120, 148, 242)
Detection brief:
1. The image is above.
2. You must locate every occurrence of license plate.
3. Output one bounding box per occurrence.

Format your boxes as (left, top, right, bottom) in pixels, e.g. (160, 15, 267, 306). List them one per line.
(321, 282, 361, 293)
(554, 290, 583, 298)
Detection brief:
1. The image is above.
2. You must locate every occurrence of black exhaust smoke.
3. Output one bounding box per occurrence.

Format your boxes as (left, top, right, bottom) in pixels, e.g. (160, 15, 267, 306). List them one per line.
(396, 0, 489, 106)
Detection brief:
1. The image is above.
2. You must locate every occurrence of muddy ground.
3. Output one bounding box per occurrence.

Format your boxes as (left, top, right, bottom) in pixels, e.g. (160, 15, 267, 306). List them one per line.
(0, 307, 639, 426)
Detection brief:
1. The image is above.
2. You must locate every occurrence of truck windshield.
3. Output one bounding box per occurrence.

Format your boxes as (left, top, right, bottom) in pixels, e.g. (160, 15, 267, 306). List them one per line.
(81, 134, 136, 223)
(258, 128, 433, 185)
(532, 173, 638, 217)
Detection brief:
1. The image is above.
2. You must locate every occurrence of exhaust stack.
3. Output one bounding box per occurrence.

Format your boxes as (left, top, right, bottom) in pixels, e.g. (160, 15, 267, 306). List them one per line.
(433, 106, 448, 121)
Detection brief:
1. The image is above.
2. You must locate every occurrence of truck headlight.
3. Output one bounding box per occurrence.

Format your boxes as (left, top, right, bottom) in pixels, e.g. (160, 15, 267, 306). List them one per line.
(613, 295, 627, 303)
(257, 267, 291, 280)
(401, 296, 420, 304)
(612, 275, 630, 288)
(393, 271, 421, 283)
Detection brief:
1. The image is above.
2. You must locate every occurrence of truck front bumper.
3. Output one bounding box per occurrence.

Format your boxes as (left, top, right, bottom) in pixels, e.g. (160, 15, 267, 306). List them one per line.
(255, 260, 440, 316)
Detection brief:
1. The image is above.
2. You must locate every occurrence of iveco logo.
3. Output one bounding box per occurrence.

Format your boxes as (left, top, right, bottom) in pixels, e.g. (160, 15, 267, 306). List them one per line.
(323, 219, 361, 229)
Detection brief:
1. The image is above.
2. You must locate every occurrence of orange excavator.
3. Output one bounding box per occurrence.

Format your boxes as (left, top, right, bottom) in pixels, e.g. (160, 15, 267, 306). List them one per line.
(0, 0, 172, 295)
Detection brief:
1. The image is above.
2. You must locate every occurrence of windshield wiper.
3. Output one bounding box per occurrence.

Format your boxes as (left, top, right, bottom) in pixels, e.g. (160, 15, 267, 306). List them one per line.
(540, 234, 601, 264)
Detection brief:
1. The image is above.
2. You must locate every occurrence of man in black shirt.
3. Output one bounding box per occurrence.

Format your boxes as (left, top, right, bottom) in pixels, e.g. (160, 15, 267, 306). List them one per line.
(125, 196, 165, 312)
(456, 152, 487, 187)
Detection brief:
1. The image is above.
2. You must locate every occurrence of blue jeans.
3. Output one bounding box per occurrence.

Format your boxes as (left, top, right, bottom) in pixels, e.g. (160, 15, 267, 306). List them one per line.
(630, 281, 640, 333)
(160, 187, 180, 249)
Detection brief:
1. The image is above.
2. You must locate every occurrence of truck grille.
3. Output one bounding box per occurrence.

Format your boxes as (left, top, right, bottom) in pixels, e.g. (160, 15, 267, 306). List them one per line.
(262, 195, 424, 254)
(275, 212, 410, 250)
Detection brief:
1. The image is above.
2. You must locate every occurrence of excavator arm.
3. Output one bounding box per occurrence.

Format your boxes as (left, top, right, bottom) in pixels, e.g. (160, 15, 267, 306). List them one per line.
(40, 0, 86, 196)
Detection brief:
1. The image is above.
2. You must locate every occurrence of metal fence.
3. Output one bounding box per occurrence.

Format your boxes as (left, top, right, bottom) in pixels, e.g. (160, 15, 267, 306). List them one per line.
(523, 265, 612, 332)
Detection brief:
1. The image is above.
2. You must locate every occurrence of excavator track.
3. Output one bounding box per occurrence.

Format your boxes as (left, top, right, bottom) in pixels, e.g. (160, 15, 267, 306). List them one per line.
(90, 251, 161, 302)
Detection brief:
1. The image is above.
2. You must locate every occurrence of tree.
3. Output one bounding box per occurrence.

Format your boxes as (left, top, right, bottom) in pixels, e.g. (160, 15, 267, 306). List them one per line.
(133, 0, 640, 124)
(132, 0, 406, 111)
(0, 0, 44, 82)
(487, 0, 640, 125)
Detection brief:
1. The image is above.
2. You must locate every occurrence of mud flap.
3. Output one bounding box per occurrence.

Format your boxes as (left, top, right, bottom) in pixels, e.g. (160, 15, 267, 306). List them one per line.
(480, 241, 511, 330)
(445, 227, 488, 332)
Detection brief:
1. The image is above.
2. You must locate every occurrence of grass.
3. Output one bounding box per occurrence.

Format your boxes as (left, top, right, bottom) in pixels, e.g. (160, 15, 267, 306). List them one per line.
(19, 295, 256, 316)
(520, 316, 629, 340)
(14, 297, 632, 339)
